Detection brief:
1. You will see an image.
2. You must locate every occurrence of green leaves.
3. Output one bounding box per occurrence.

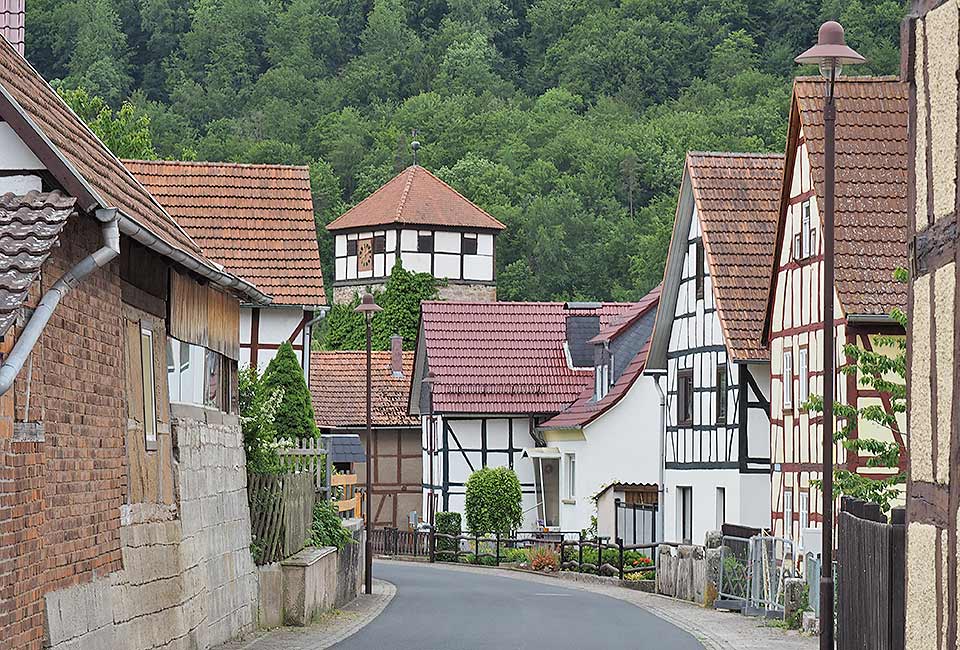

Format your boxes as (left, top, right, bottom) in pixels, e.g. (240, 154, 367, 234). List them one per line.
(464, 466, 523, 536)
(263, 342, 320, 440)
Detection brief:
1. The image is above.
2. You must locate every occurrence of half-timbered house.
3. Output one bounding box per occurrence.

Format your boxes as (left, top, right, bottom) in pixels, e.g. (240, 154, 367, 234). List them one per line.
(326, 165, 505, 304)
(310, 337, 422, 529)
(762, 77, 908, 548)
(408, 300, 658, 531)
(645, 152, 781, 544)
(126, 160, 325, 381)
(0, 34, 265, 649)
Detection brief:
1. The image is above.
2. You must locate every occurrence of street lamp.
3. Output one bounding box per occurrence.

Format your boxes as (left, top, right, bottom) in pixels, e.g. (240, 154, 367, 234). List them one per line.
(421, 371, 436, 562)
(795, 21, 864, 650)
(355, 292, 382, 595)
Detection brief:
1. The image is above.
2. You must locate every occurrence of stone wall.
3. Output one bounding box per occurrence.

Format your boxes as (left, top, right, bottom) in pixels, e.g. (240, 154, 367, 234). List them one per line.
(905, 4, 960, 650)
(42, 406, 257, 650)
(332, 281, 496, 305)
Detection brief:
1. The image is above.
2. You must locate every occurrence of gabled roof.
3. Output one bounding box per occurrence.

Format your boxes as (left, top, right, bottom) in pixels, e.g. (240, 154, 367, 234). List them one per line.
(763, 77, 907, 335)
(590, 285, 661, 344)
(310, 351, 418, 428)
(326, 165, 506, 232)
(0, 191, 74, 336)
(414, 301, 634, 415)
(0, 1, 24, 55)
(125, 160, 325, 307)
(648, 152, 783, 369)
(0, 38, 269, 304)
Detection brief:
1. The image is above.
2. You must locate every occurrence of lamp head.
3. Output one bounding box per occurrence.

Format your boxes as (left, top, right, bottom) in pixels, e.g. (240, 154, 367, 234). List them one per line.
(795, 21, 865, 79)
(354, 293, 382, 320)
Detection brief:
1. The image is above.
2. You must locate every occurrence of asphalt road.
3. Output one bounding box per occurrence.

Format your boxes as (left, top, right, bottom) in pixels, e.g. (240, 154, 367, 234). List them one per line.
(332, 561, 705, 650)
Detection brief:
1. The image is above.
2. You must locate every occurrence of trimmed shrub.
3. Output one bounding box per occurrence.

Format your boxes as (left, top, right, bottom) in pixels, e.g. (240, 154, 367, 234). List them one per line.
(464, 467, 523, 536)
(435, 511, 461, 558)
(263, 341, 319, 440)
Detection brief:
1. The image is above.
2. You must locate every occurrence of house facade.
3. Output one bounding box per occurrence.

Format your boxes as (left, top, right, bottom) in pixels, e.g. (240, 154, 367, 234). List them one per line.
(310, 338, 422, 529)
(537, 288, 662, 537)
(763, 78, 908, 549)
(409, 299, 658, 532)
(0, 36, 265, 650)
(903, 4, 958, 647)
(126, 160, 325, 381)
(646, 152, 780, 544)
(326, 165, 505, 304)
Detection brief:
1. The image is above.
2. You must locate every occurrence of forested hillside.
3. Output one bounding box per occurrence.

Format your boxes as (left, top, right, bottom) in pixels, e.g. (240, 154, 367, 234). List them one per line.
(27, 0, 906, 301)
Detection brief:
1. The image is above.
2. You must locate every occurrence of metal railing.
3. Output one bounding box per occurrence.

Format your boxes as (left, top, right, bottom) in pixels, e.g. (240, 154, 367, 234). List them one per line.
(716, 534, 798, 616)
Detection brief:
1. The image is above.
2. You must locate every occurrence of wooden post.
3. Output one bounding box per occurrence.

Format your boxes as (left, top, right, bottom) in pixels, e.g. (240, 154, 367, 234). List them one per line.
(578, 531, 584, 571)
(495, 532, 501, 566)
(618, 539, 624, 581)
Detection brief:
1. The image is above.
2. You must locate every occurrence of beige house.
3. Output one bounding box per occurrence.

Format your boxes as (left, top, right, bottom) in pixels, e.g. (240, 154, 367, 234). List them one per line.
(904, 2, 960, 648)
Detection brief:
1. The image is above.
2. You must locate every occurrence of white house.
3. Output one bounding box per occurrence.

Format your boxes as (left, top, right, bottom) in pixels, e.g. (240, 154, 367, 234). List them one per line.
(645, 152, 781, 544)
(326, 165, 505, 304)
(126, 160, 326, 383)
(408, 297, 658, 533)
(537, 287, 662, 537)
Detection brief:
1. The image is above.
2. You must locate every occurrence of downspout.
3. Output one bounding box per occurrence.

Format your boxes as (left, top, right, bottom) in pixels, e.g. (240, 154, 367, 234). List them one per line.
(0, 209, 120, 396)
(300, 306, 330, 389)
(651, 372, 666, 542)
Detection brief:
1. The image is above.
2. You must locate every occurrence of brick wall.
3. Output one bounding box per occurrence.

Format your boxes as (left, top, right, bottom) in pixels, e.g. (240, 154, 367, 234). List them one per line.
(0, 216, 126, 650)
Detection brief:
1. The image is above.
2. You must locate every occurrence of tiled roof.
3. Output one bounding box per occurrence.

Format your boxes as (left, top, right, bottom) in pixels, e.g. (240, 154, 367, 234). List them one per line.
(790, 77, 908, 316)
(688, 152, 783, 361)
(0, 191, 75, 336)
(0, 0, 24, 55)
(420, 301, 634, 415)
(590, 286, 661, 344)
(539, 340, 652, 430)
(0, 38, 205, 261)
(310, 351, 419, 428)
(326, 165, 506, 232)
(125, 160, 325, 306)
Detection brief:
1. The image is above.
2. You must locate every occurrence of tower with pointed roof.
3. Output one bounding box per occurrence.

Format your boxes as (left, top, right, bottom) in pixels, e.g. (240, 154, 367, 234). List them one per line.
(326, 165, 506, 304)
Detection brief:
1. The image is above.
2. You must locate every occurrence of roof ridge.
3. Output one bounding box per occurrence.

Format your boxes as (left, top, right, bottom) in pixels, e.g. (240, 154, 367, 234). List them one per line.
(124, 158, 311, 173)
(411, 166, 507, 229)
(688, 151, 784, 159)
(794, 74, 902, 83)
(395, 165, 416, 221)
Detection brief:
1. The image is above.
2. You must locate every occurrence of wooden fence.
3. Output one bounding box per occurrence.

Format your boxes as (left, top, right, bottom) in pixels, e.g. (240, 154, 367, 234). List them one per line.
(277, 437, 330, 494)
(837, 497, 905, 650)
(248, 471, 317, 565)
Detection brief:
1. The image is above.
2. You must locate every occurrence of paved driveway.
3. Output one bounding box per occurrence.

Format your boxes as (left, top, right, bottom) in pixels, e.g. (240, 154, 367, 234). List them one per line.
(332, 561, 704, 650)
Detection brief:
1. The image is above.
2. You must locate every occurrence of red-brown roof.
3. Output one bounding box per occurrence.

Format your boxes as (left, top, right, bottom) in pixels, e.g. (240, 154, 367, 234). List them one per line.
(419, 301, 635, 415)
(774, 77, 908, 320)
(310, 351, 419, 428)
(326, 165, 506, 232)
(688, 152, 783, 361)
(0, 38, 204, 260)
(125, 160, 325, 306)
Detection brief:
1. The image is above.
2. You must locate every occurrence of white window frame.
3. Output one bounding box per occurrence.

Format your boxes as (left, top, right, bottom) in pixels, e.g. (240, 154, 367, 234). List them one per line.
(783, 350, 794, 408)
(141, 327, 158, 450)
(800, 201, 812, 259)
(799, 492, 809, 531)
(798, 348, 809, 406)
(563, 453, 576, 501)
(716, 487, 726, 530)
(783, 489, 794, 540)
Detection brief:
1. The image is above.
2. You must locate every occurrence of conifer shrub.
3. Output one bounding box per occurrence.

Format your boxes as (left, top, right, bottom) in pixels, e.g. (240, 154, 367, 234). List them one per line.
(263, 341, 318, 440)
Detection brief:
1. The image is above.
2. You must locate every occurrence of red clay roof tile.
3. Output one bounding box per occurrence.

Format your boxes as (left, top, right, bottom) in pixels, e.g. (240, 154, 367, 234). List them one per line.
(326, 165, 506, 232)
(310, 351, 418, 428)
(125, 159, 325, 306)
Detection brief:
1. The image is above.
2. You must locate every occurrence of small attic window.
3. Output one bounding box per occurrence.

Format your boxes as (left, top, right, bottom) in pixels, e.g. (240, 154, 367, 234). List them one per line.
(462, 233, 478, 255)
(418, 232, 433, 253)
(695, 239, 705, 299)
(346, 239, 358, 256)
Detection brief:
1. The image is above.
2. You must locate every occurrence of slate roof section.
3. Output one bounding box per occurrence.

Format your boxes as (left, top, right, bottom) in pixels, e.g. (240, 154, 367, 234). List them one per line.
(0, 0, 24, 55)
(419, 301, 634, 415)
(326, 165, 506, 232)
(687, 152, 783, 361)
(590, 285, 662, 344)
(325, 434, 367, 464)
(0, 191, 75, 336)
(786, 77, 908, 317)
(0, 38, 204, 259)
(310, 351, 419, 428)
(125, 160, 325, 306)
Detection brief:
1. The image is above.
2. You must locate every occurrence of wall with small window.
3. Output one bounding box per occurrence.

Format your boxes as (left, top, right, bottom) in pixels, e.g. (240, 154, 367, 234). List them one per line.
(333, 227, 495, 289)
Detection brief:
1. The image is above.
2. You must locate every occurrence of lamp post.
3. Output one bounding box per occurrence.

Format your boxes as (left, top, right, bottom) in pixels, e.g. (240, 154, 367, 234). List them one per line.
(795, 21, 864, 650)
(421, 371, 436, 562)
(355, 292, 382, 595)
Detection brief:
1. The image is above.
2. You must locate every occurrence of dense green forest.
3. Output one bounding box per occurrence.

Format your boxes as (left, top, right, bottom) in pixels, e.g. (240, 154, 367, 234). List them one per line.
(28, 0, 906, 301)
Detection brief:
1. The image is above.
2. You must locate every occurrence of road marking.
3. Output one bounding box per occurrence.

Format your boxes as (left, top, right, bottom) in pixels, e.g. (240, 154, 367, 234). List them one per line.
(534, 593, 572, 597)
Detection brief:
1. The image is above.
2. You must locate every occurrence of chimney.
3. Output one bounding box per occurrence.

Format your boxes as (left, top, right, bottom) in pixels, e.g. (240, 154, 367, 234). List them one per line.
(390, 335, 403, 377)
(1, 0, 25, 56)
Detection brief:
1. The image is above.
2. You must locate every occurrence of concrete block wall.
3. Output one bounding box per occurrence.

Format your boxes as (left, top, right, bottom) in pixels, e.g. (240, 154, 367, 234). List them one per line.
(42, 407, 257, 650)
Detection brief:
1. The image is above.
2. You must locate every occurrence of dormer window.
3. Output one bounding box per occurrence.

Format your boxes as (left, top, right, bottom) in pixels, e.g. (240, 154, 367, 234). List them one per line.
(594, 345, 612, 400)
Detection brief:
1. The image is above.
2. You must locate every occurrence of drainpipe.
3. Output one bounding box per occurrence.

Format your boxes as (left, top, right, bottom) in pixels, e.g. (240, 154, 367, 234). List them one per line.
(300, 306, 330, 390)
(0, 209, 120, 396)
(651, 372, 667, 542)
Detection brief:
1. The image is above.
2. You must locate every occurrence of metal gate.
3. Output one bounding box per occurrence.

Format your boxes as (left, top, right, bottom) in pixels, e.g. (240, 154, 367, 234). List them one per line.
(716, 534, 798, 616)
(614, 499, 657, 545)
